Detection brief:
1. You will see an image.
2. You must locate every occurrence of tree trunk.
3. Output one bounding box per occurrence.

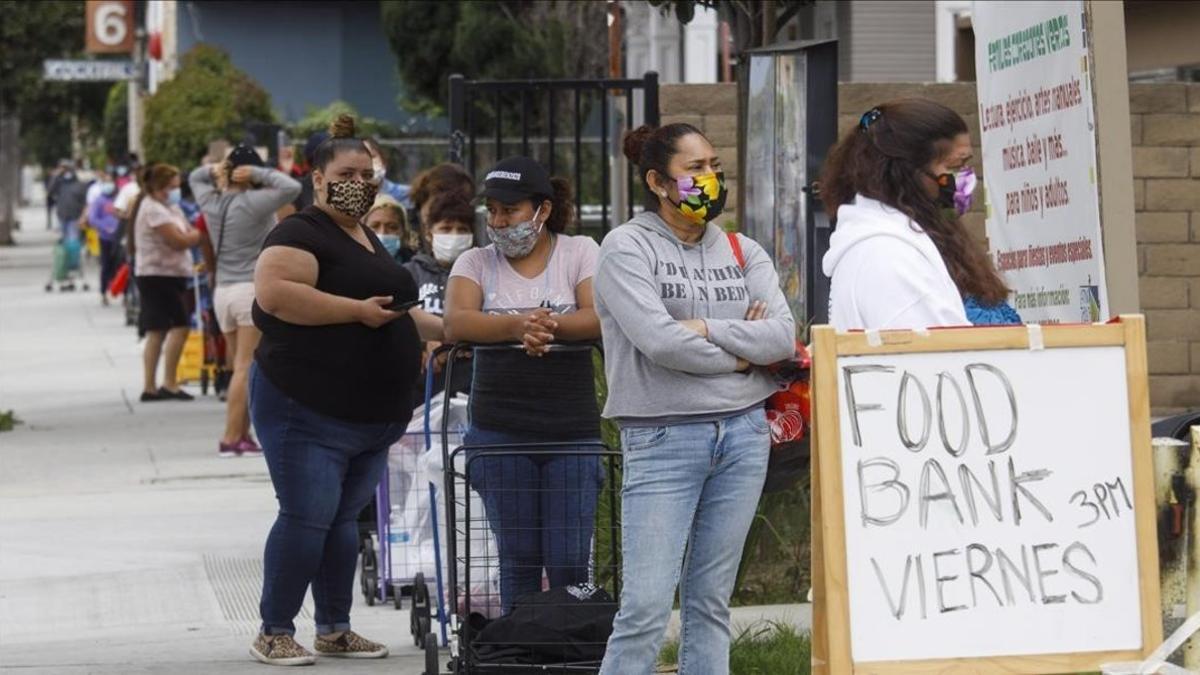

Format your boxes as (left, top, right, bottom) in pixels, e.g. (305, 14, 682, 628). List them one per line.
(0, 114, 20, 246)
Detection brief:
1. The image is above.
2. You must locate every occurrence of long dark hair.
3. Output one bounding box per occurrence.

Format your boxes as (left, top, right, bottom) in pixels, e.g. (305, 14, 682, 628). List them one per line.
(819, 98, 1008, 303)
(622, 123, 706, 212)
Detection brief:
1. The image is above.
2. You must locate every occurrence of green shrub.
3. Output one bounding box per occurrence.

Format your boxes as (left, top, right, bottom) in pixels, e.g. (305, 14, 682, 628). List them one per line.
(290, 100, 397, 140)
(102, 81, 128, 162)
(0, 410, 22, 432)
(142, 44, 275, 169)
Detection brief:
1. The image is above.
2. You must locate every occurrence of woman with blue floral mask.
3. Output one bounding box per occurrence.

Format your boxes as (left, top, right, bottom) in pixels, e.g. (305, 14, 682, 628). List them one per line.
(821, 98, 1018, 329)
(443, 156, 604, 615)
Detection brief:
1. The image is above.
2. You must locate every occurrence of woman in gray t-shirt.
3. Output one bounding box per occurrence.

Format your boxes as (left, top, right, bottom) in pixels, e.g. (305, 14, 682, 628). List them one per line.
(189, 145, 300, 457)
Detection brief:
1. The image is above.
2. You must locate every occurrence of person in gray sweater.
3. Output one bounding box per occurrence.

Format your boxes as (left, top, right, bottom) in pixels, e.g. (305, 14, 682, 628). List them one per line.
(190, 145, 301, 457)
(595, 123, 795, 675)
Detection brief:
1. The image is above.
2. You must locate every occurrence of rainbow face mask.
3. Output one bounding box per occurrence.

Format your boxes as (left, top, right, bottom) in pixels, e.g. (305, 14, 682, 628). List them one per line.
(671, 171, 727, 226)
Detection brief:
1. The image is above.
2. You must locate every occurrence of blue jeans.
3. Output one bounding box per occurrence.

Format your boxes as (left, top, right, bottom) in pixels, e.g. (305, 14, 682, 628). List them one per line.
(464, 426, 604, 615)
(249, 363, 406, 636)
(599, 408, 770, 675)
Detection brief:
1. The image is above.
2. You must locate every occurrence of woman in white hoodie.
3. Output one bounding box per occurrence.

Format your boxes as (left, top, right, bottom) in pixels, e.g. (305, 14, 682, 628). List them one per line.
(820, 98, 1010, 330)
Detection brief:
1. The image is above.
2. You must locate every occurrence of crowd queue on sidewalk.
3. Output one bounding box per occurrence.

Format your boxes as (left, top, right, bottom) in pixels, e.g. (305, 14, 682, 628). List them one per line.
(52, 96, 1017, 670)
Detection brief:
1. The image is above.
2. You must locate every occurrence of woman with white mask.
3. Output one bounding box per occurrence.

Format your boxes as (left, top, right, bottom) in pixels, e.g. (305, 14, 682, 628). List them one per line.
(402, 191, 477, 395)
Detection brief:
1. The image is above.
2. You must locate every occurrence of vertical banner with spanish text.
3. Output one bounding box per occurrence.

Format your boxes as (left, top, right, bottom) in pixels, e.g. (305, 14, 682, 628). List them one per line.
(973, 1, 1108, 324)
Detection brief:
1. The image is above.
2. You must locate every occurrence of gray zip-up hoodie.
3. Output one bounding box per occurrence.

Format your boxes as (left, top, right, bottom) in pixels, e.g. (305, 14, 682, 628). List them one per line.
(594, 212, 796, 424)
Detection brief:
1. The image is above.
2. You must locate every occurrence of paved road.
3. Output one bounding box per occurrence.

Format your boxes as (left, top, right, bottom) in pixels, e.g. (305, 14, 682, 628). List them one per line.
(0, 211, 428, 674)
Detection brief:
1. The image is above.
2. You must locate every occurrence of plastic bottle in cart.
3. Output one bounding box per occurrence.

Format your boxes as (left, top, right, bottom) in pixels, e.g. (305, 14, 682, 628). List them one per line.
(388, 505, 411, 546)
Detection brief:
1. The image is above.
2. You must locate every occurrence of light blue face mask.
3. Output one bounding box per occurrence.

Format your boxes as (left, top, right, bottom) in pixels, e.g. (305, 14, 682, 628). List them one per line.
(167, 187, 182, 205)
(378, 233, 401, 257)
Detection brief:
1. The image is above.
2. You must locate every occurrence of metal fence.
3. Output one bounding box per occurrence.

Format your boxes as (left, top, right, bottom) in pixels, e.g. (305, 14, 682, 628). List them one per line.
(447, 73, 660, 235)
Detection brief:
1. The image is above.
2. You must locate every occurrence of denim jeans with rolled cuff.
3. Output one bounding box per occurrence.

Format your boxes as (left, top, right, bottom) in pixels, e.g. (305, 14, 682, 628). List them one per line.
(250, 363, 406, 636)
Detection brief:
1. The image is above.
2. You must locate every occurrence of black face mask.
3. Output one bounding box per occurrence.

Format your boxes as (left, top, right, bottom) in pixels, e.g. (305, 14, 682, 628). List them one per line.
(926, 170, 956, 209)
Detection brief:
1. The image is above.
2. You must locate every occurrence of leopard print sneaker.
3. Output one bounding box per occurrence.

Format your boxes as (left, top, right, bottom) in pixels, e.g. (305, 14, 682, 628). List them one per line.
(250, 632, 316, 666)
(313, 630, 389, 659)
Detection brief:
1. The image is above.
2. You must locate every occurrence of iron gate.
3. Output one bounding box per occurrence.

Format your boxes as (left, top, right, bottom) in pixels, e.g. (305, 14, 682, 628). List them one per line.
(447, 72, 659, 235)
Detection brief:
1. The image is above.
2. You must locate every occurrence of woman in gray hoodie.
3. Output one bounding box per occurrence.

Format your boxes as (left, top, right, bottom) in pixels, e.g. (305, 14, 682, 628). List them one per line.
(594, 124, 796, 675)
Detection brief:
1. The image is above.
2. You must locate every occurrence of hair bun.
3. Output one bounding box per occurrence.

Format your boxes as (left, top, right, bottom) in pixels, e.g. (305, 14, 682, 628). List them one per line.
(328, 114, 357, 139)
(622, 125, 656, 164)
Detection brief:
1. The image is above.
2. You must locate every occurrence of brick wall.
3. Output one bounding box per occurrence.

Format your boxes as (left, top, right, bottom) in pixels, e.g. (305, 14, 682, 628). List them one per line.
(659, 81, 1200, 413)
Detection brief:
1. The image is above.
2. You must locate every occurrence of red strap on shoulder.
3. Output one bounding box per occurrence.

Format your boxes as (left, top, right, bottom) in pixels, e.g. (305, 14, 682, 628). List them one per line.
(726, 232, 745, 269)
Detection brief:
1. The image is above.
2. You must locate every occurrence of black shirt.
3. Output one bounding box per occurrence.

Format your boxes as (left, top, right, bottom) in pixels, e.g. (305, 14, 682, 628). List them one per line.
(403, 253, 473, 401)
(252, 206, 421, 424)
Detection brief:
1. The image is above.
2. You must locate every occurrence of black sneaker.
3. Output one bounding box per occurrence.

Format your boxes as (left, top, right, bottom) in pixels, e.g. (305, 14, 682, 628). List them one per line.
(158, 387, 195, 401)
(140, 390, 166, 402)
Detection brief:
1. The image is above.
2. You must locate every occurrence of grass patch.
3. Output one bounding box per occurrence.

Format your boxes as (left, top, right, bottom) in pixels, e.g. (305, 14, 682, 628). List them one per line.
(0, 410, 21, 432)
(733, 474, 811, 606)
(658, 621, 811, 675)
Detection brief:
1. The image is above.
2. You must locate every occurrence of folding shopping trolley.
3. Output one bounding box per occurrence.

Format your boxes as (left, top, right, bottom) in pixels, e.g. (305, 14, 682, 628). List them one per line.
(428, 342, 622, 675)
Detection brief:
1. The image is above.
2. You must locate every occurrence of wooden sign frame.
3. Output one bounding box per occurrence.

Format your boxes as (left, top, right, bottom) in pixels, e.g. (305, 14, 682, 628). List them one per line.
(811, 315, 1161, 674)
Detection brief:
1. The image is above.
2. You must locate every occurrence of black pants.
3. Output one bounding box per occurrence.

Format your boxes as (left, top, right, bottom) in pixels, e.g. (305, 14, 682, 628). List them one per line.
(98, 239, 121, 297)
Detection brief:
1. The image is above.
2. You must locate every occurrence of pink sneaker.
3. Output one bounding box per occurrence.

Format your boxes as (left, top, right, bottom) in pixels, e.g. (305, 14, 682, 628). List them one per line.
(218, 440, 241, 458)
(237, 437, 262, 455)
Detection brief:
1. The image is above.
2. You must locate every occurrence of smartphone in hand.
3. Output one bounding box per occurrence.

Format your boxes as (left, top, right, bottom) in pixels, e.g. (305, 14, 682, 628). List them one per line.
(385, 297, 423, 312)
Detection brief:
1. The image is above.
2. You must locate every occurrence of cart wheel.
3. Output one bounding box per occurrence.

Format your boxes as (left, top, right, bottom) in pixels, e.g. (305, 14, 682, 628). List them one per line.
(394, 584, 404, 610)
(424, 633, 439, 675)
(411, 605, 420, 646)
(359, 544, 377, 604)
(412, 573, 429, 614)
(363, 564, 377, 606)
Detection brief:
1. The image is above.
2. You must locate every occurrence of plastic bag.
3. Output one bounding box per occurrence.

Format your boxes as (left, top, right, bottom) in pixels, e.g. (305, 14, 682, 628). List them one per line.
(1101, 610, 1200, 675)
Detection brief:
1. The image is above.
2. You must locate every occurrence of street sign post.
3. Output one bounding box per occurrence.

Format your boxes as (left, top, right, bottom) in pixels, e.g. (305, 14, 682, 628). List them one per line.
(42, 59, 136, 82)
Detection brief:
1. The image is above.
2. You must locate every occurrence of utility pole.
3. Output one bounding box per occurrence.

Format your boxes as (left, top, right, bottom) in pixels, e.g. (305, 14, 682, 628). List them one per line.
(127, 26, 145, 158)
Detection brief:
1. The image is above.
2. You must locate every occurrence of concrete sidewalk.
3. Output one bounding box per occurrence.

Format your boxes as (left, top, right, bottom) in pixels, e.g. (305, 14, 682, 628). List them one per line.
(0, 210, 427, 673)
(0, 208, 810, 674)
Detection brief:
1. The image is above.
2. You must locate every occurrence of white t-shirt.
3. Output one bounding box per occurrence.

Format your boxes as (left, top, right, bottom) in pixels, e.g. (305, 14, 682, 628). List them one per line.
(113, 182, 140, 216)
(448, 234, 599, 315)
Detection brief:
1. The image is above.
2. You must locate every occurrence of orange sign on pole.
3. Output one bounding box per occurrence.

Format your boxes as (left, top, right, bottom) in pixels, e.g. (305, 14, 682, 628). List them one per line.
(85, 0, 134, 54)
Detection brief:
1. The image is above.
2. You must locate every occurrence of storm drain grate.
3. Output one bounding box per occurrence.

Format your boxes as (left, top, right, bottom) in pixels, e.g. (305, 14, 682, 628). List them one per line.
(204, 555, 313, 635)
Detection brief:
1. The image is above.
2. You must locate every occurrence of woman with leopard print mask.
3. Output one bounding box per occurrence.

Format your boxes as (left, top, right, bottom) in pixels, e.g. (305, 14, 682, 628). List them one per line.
(248, 114, 438, 665)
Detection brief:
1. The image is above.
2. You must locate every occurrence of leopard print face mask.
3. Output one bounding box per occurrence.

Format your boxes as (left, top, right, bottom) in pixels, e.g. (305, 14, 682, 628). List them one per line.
(325, 179, 378, 220)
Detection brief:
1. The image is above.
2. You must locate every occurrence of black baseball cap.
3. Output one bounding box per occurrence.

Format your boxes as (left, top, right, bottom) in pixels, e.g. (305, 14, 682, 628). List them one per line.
(228, 144, 264, 168)
(479, 156, 552, 204)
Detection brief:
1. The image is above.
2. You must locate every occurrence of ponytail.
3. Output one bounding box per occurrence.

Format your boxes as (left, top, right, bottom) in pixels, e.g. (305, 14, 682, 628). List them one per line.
(543, 177, 575, 233)
(125, 163, 181, 255)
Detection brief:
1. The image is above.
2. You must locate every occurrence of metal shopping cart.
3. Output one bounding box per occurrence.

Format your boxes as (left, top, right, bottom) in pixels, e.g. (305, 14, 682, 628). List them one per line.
(358, 346, 466, 670)
(430, 342, 622, 675)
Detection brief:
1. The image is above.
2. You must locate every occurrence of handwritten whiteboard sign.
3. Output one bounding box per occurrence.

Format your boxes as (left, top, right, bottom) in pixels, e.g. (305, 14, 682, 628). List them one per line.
(811, 318, 1160, 673)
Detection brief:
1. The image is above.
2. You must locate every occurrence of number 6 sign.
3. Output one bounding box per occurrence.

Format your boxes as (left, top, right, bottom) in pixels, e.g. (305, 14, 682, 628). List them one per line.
(85, 0, 134, 54)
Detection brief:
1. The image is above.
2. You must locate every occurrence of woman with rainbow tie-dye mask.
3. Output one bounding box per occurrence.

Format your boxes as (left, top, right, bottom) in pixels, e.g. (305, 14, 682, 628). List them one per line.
(593, 123, 796, 675)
